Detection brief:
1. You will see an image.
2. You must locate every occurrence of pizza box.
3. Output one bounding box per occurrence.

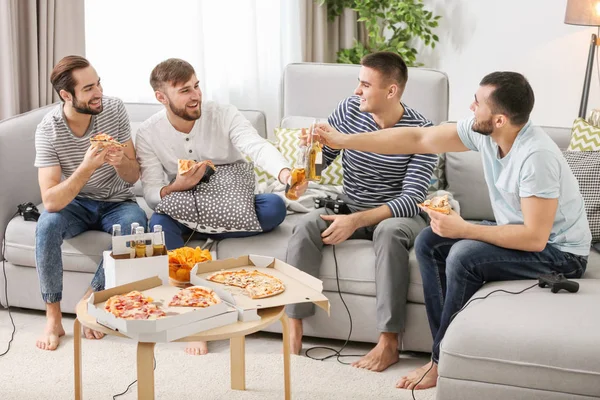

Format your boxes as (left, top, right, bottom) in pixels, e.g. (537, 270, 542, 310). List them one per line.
(87, 276, 232, 336)
(190, 255, 330, 321)
(104, 230, 169, 289)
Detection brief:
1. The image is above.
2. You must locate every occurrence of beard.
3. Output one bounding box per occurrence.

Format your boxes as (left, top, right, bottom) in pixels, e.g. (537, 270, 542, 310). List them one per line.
(72, 95, 103, 115)
(168, 100, 201, 121)
(472, 116, 494, 136)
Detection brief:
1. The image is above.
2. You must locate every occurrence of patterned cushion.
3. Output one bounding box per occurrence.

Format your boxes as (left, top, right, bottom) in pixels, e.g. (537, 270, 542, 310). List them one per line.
(154, 163, 262, 234)
(568, 118, 600, 151)
(563, 151, 600, 242)
(275, 127, 343, 186)
(428, 154, 446, 193)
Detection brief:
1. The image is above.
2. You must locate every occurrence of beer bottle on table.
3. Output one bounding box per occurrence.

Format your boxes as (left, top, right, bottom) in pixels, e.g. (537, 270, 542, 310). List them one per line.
(152, 225, 166, 256)
(134, 226, 146, 258)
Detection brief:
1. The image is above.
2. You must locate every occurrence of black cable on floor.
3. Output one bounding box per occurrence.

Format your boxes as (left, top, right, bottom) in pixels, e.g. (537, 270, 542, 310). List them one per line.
(113, 355, 157, 399)
(0, 212, 18, 357)
(304, 245, 367, 365)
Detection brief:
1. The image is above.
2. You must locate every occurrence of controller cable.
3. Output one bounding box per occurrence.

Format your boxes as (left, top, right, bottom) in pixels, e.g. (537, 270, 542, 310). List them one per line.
(410, 282, 538, 400)
(0, 211, 19, 357)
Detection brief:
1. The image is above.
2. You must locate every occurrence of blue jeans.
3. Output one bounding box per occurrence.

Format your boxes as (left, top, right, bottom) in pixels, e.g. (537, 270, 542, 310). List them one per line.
(150, 193, 287, 250)
(414, 226, 588, 363)
(35, 197, 148, 303)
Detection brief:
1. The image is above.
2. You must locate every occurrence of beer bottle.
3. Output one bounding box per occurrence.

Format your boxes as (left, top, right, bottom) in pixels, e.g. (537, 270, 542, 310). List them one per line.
(285, 140, 308, 201)
(307, 123, 323, 181)
(152, 225, 166, 256)
(134, 226, 146, 258)
(112, 224, 121, 236)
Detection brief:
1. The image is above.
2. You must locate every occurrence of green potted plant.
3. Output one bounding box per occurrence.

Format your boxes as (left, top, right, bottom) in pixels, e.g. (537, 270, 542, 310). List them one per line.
(316, 0, 441, 67)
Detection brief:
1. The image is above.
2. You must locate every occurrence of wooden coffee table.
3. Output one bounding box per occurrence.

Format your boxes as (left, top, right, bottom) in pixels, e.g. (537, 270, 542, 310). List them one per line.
(74, 300, 290, 400)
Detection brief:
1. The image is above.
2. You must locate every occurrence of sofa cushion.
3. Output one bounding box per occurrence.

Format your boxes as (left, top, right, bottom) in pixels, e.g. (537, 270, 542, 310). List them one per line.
(439, 279, 600, 398)
(568, 117, 600, 151)
(216, 213, 425, 304)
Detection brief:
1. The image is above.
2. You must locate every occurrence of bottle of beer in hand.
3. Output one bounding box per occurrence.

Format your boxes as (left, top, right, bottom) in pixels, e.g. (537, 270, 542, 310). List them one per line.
(307, 124, 323, 182)
(285, 142, 308, 201)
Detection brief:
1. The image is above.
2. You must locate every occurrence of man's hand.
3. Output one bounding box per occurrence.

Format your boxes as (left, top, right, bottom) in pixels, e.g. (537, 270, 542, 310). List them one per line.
(419, 205, 468, 239)
(104, 145, 126, 167)
(81, 144, 109, 171)
(321, 214, 359, 245)
(170, 162, 208, 192)
(314, 123, 346, 149)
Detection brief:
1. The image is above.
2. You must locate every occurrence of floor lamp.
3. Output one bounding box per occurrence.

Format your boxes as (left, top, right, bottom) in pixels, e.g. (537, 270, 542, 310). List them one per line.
(565, 0, 600, 119)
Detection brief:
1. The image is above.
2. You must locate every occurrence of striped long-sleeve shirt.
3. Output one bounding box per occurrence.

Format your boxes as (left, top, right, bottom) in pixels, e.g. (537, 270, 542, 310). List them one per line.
(326, 96, 437, 218)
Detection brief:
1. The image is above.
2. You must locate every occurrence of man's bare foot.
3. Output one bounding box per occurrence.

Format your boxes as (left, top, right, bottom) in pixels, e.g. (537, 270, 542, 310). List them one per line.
(83, 326, 105, 340)
(36, 322, 66, 351)
(289, 318, 303, 355)
(396, 361, 438, 390)
(351, 332, 399, 372)
(185, 341, 208, 355)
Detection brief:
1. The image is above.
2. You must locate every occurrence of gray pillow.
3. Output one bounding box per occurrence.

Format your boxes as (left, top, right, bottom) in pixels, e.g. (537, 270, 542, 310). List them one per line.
(155, 162, 262, 234)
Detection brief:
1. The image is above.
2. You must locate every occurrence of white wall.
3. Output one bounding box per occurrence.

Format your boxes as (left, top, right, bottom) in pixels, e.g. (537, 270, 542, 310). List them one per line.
(419, 0, 598, 128)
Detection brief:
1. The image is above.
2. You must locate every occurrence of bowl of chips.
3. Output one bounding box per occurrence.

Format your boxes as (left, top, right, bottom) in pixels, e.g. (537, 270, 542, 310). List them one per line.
(168, 246, 212, 287)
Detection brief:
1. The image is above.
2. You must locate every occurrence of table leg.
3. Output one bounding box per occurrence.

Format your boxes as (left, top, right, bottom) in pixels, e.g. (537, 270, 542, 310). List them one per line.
(74, 319, 82, 400)
(136, 342, 156, 400)
(280, 313, 291, 400)
(230, 336, 246, 390)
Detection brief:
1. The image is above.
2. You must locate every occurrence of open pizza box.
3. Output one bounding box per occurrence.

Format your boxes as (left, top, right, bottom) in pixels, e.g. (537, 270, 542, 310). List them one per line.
(103, 231, 169, 289)
(190, 255, 330, 322)
(87, 276, 237, 342)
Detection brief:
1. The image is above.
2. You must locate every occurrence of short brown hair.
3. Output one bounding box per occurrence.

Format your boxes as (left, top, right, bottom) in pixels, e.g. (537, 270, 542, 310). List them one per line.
(480, 72, 535, 125)
(50, 55, 90, 102)
(150, 58, 196, 91)
(361, 52, 408, 89)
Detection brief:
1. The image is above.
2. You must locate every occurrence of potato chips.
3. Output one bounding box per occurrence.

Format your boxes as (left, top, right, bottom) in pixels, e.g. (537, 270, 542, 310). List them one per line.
(168, 246, 212, 284)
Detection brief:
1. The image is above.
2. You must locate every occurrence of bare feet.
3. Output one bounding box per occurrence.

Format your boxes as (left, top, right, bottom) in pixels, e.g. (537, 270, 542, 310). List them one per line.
(351, 332, 399, 372)
(396, 360, 438, 390)
(83, 327, 105, 340)
(185, 341, 208, 355)
(289, 318, 303, 355)
(36, 322, 66, 351)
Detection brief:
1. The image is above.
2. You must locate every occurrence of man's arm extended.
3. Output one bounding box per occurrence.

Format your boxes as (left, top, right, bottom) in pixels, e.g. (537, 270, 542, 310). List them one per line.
(317, 122, 469, 155)
(110, 139, 140, 184)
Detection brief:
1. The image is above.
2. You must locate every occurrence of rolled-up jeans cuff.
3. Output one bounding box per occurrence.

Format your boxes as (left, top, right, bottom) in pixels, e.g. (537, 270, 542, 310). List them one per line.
(42, 292, 62, 304)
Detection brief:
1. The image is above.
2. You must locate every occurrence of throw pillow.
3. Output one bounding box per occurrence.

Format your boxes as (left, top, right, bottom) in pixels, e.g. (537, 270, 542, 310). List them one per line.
(562, 151, 600, 242)
(428, 154, 447, 193)
(275, 127, 344, 186)
(154, 162, 262, 234)
(568, 118, 600, 151)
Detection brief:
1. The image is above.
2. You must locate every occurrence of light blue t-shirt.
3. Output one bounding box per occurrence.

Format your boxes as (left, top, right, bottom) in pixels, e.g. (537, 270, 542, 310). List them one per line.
(457, 118, 591, 256)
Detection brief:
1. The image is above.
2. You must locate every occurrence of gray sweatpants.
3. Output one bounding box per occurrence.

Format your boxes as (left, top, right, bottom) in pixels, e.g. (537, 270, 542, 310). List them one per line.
(285, 206, 427, 333)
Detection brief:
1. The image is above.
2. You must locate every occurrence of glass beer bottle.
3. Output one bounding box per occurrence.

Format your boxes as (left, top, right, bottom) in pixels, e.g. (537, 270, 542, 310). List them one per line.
(152, 225, 166, 256)
(285, 143, 308, 201)
(307, 123, 323, 181)
(134, 226, 146, 258)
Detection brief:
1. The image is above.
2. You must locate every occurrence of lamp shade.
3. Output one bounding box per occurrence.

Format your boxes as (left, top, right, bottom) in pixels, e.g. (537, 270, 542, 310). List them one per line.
(565, 0, 600, 26)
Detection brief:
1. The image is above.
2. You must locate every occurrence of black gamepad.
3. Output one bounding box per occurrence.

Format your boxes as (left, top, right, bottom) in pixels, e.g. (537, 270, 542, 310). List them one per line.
(538, 272, 579, 293)
(314, 196, 350, 214)
(17, 202, 40, 222)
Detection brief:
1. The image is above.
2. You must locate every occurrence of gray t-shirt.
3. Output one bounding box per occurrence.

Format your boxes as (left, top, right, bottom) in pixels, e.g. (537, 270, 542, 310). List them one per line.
(34, 96, 135, 202)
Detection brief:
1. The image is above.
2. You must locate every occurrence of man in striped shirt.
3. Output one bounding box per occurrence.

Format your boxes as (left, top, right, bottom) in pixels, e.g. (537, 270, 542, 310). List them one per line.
(34, 56, 147, 351)
(286, 52, 437, 371)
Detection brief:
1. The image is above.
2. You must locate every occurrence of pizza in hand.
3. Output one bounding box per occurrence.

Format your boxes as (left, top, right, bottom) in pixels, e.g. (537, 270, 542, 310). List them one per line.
(420, 194, 452, 215)
(90, 133, 127, 148)
(177, 159, 217, 175)
(168, 286, 221, 308)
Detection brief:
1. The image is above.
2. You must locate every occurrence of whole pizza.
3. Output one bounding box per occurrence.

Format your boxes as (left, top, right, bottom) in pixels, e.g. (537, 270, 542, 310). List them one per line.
(104, 290, 166, 320)
(169, 286, 221, 308)
(207, 269, 285, 299)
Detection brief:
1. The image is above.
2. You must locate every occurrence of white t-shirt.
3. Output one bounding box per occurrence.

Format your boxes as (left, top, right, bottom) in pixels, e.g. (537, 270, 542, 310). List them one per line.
(135, 101, 289, 209)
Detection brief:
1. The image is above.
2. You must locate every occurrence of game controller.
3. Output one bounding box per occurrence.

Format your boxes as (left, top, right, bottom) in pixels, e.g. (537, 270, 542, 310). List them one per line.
(314, 196, 350, 214)
(17, 202, 40, 222)
(538, 272, 579, 293)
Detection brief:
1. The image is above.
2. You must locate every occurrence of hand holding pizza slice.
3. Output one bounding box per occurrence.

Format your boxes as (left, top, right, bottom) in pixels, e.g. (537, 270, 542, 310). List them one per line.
(177, 159, 217, 175)
(90, 133, 127, 148)
(420, 194, 452, 215)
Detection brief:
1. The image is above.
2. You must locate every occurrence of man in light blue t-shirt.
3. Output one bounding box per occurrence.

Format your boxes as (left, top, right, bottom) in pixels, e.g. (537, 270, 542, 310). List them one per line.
(315, 71, 591, 391)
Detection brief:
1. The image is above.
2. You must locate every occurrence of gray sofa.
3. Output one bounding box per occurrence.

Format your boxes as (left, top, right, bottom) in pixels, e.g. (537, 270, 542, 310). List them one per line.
(2, 63, 599, 399)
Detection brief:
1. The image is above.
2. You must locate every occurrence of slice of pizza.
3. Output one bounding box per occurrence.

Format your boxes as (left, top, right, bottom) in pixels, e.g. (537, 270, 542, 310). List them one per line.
(169, 286, 221, 307)
(90, 133, 127, 148)
(207, 269, 250, 288)
(178, 159, 197, 175)
(420, 194, 452, 215)
(244, 270, 285, 299)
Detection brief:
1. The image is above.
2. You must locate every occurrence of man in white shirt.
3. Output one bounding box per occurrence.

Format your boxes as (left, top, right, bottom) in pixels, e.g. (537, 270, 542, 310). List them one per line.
(136, 58, 297, 355)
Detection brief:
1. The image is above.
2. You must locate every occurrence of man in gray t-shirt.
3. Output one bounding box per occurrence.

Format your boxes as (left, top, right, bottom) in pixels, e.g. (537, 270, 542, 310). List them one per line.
(34, 56, 147, 351)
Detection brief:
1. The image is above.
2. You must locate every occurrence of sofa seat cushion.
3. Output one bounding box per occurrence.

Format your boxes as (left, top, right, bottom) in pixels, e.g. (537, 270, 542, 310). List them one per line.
(216, 213, 425, 303)
(439, 280, 600, 398)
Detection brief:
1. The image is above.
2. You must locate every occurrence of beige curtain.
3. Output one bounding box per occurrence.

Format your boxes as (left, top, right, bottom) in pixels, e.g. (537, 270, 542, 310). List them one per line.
(0, 0, 85, 121)
(299, 1, 367, 63)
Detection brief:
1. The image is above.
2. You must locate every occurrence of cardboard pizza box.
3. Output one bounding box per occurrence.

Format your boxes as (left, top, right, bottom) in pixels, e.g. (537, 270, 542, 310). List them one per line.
(103, 231, 169, 288)
(190, 255, 330, 321)
(87, 276, 233, 339)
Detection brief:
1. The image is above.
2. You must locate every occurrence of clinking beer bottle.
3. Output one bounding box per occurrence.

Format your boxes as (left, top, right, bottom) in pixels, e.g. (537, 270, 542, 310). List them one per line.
(152, 225, 166, 256)
(307, 124, 323, 181)
(285, 140, 308, 201)
(134, 226, 146, 258)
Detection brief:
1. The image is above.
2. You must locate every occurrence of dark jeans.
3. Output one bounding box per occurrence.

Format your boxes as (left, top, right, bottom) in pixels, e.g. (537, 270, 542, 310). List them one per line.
(415, 226, 588, 363)
(149, 193, 287, 250)
(35, 198, 148, 303)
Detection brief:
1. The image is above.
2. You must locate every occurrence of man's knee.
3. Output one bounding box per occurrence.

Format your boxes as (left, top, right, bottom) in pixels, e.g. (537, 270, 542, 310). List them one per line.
(414, 226, 440, 257)
(292, 208, 329, 236)
(445, 240, 481, 276)
(36, 211, 68, 238)
(373, 218, 415, 248)
(118, 203, 148, 232)
(257, 194, 286, 232)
